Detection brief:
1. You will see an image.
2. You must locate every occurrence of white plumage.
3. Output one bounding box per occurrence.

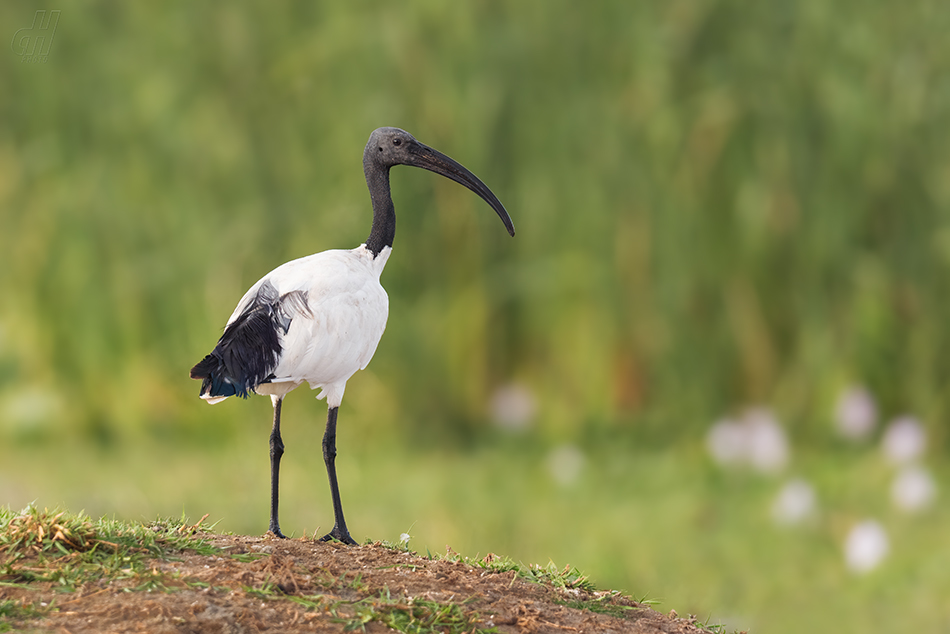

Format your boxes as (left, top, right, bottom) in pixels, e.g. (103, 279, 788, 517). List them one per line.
(203, 245, 391, 408)
(191, 127, 513, 544)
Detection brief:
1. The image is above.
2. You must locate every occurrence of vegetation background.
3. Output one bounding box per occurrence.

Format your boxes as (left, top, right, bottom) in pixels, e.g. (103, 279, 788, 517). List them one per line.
(2, 1, 950, 632)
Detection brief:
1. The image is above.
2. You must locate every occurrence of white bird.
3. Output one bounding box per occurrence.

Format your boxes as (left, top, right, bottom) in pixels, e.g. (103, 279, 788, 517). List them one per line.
(191, 127, 514, 544)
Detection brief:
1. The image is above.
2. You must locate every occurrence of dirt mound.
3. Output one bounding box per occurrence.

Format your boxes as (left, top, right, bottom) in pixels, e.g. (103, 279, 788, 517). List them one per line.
(3, 533, 713, 633)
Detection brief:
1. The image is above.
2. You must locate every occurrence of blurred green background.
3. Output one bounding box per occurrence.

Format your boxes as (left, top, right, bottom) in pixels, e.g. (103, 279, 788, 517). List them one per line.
(3, 1, 950, 632)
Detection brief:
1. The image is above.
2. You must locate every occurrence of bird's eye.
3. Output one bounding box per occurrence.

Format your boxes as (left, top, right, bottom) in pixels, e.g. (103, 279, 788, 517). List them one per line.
(378, 146, 383, 152)
(393, 138, 401, 146)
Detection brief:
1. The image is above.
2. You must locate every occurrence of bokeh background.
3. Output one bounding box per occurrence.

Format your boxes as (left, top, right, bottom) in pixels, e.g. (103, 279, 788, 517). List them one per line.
(3, 1, 950, 632)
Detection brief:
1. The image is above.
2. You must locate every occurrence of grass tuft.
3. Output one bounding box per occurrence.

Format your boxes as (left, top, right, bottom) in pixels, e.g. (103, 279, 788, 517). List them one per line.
(241, 572, 495, 634)
(338, 589, 495, 634)
(0, 506, 99, 556)
(0, 505, 219, 591)
(555, 590, 639, 618)
(0, 598, 52, 632)
(521, 561, 597, 593)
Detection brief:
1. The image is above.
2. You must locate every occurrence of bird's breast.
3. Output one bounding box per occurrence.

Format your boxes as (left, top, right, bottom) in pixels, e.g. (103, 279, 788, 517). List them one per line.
(267, 245, 391, 390)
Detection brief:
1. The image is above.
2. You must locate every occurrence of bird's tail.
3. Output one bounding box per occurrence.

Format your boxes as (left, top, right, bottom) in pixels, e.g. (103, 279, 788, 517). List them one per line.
(190, 353, 239, 404)
(191, 280, 294, 404)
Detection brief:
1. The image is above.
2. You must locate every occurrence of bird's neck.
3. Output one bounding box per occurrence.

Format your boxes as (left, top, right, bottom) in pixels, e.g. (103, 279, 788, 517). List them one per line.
(364, 164, 395, 257)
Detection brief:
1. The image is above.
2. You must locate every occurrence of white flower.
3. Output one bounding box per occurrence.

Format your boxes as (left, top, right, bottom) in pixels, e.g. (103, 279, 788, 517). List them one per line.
(844, 520, 889, 574)
(547, 445, 585, 486)
(706, 408, 789, 473)
(891, 465, 937, 513)
(489, 383, 537, 431)
(881, 416, 926, 466)
(745, 408, 789, 474)
(834, 385, 877, 441)
(706, 418, 748, 467)
(771, 478, 816, 526)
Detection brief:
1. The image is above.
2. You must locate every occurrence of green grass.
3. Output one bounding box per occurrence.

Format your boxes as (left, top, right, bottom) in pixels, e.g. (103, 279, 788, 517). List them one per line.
(555, 592, 638, 620)
(0, 505, 218, 591)
(3, 435, 947, 634)
(382, 543, 650, 622)
(0, 505, 727, 634)
(343, 591, 489, 634)
(0, 598, 48, 633)
(0, 506, 504, 634)
(280, 590, 494, 634)
(241, 538, 646, 633)
(0, 506, 222, 629)
(0, 507, 638, 634)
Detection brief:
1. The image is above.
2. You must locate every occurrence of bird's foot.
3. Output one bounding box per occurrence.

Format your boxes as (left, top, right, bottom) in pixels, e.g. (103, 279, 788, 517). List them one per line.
(268, 523, 287, 539)
(319, 526, 357, 546)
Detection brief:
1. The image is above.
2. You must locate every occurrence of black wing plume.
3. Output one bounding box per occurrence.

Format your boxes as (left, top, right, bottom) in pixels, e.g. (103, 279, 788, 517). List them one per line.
(190, 281, 310, 399)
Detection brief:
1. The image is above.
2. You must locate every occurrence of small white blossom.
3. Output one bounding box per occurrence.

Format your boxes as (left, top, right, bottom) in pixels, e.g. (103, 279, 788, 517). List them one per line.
(891, 465, 937, 513)
(706, 408, 788, 473)
(881, 416, 926, 466)
(745, 409, 789, 473)
(771, 478, 816, 526)
(844, 520, 889, 574)
(706, 418, 747, 467)
(489, 383, 537, 432)
(834, 385, 877, 441)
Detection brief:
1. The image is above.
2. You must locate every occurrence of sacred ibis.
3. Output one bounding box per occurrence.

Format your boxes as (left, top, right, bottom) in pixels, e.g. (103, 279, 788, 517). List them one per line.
(191, 127, 514, 544)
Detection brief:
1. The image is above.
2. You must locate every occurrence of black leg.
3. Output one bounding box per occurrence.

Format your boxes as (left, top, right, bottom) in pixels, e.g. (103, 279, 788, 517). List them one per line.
(320, 406, 357, 545)
(268, 397, 286, 538)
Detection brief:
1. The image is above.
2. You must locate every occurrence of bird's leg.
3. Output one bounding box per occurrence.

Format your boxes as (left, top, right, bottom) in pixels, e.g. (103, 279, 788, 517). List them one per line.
(268, 396, 286, 538)
(320, 406, 357, 545)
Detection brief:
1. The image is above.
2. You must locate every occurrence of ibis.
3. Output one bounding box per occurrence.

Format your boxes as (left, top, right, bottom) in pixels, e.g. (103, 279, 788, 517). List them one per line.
(190, 127, 514, 544)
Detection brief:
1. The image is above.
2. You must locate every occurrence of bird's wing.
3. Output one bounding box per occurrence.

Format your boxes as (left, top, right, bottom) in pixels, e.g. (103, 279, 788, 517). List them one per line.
(190, 279, 313, 399)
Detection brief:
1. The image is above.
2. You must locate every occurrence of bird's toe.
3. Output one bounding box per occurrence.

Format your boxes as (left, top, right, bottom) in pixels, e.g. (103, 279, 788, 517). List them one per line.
(320, 529, 357, 546)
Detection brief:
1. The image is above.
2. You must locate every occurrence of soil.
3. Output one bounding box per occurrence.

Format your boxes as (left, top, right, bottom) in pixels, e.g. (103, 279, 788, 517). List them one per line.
(3, 533, 713, 634)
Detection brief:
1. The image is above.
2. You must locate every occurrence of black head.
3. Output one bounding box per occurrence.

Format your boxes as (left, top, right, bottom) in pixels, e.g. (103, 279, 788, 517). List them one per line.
(365, 127, 420, 168)
(363, 127, 515, 236)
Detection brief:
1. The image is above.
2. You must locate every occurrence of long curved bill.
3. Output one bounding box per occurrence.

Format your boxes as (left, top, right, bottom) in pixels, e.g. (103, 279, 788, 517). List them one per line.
(406, 141, 515, 237)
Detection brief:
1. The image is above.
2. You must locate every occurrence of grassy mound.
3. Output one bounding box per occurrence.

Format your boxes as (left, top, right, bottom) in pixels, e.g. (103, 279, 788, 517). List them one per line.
(0, 506, 732, 633)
